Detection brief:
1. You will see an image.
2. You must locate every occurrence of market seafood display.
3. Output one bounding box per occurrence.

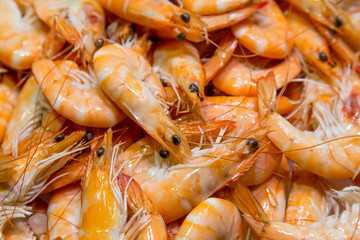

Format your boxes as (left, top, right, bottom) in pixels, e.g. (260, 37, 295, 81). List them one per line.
(0, 0, 360, 239)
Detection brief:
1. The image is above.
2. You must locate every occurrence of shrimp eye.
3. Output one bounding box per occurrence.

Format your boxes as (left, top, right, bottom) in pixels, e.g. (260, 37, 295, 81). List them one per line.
(181, 13, 191, 23)
(189, 84, 204, 102)
(159, 150, 170, 159)
(97, 146, 105, 157)
(318, 52, 328, 62)
(246, 139, 258, 148)
(329, 28, 337, 35)
(55, 134, 65, 143)
(335, 17, 343, 27)
(176, 33, 186, 41)
(95, 38, 104, 48)
(172, 135, 181, 145)
(85, 131, 94, 142)
(189, 83, 199, 93)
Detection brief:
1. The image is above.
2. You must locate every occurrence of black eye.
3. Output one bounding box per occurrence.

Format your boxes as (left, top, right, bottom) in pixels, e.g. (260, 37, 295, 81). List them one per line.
(335, 17, 343, 27)
(95, 38, 104, 48)
(318, 52, 328, 62)
(329, 28, 337, 35)
(55, 134, 65, 143)
(246, 140, 258, 148)
(84, 131, 94, 142)
(159, 150, 170, 158)
(189, 83, 199, 93)
(97, 146, 105, 157)
(176, 33, 186, 41)
(172, 135, 181, 145)
(181, 13, 191, 23)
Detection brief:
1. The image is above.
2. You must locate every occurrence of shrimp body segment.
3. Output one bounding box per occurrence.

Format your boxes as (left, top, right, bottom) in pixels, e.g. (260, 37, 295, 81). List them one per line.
(182, 0, 250, 15)
(93, 44, 191, 162)
(175, 198, 242, 240)
(232, 0, 294, 59)
(257, 72, 360, 179)
(48, 184, 81, 240)
(0, 74, 18, 144)
(212, 50, 301, 96)
(96, 0, 206, 42)
(0, 0, 47, 69)
(153, 40, 205, 108)
(32, 58, 126, 128)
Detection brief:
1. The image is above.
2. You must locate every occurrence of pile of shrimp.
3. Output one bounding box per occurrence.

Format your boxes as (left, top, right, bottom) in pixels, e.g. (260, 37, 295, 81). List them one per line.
(1, 0, 360, 239)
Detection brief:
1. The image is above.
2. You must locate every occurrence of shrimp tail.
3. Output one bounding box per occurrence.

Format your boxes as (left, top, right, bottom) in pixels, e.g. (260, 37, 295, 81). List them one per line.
(257, 71, 277, 117)
(227, 180, 269, 225)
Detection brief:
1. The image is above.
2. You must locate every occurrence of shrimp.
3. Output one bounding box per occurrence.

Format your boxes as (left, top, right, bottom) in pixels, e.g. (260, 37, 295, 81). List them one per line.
(286, 9, 342, 79)
(245, 186, 360, 239)
(1, 130, 86, 204)
(285, 169, 325, 225)
(93, 44, 191, 163)
(33, 0, 105, 64)
(0, 73, 18, 144)
(79, 130, 149, 240)
(96, 0, 206, 42)
(32, 58, 126, 128)
(117, 127, 266, 223)
(201, 2, 267, 32)
(257, 71, 360, 179)
(212, 50, 301, 96)
(153, 40, 205, 109)
(175, 198, 242, 239)
(232, 0, 294, 59)
(182, 0, 250, 15)
(117, 174, 167, 240)
(0, 0, 48, 70)
(1, 76, 49, 156)
(47, 183, 81, 240)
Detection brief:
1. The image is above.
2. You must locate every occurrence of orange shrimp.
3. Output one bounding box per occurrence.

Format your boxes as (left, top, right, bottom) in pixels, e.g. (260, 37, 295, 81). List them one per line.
(285, 169, 325, 225)
(153, 40, 205, 109)
(201, 2, 267, 32)
(1, 76, 53, 156)
(47, 183, 81, 240)
(182, 0, 250, 15)
(212, 50, 301, 96)
(257, 71, 360, 179)
(118, 127, 266, 223)
(2, 130, 85, 204)
(175, 198, 242, 239)
(232, 0, 294, 59)
(79, 130, 149, 239)
(245, 186, 360, 239)
(93, 44, 191, 163)
(286, 9, 342, 79)
(96, 0, 206, 42)
(0, 73, 18, 144)
(33, 0, 106, 64)
(0, 0, 48, 70)
(32, 58, 126, 128)
(3, 218, 35, 240)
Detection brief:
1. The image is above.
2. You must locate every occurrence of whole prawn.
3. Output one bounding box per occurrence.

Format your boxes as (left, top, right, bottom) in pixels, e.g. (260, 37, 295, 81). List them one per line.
(93, 44, 191, 163)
